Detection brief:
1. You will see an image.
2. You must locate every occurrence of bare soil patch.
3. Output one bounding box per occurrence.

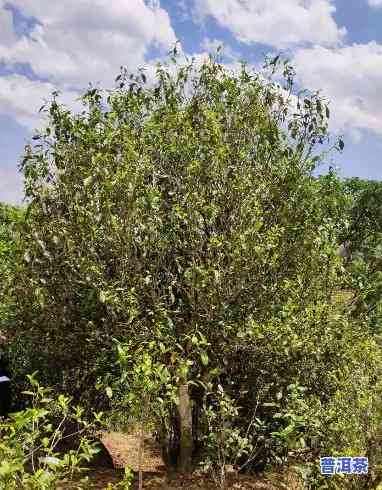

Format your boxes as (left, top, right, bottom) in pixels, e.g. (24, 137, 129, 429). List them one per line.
(64, 431, 301, 489)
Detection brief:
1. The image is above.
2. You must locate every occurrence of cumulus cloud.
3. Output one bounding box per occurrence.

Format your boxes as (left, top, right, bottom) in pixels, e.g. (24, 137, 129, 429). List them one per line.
(0, 74, 81, 130)
(0, 0, 177, 87)
(292, 42, 382, 136)
(368, 0, 382, 8)
(0, 0, 177, 133)
(200, 38, 240, 60)
(193, 0, 346, 49)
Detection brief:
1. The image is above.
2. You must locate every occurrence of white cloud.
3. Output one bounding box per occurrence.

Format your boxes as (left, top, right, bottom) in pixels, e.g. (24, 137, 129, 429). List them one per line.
(0, 0, 177, 130)
(0, 0, 177, 87)
(200, 38, 239, 59)
(368, 0, 382, 8)
(193, 0, 346, 49)
(0, 74, 81, 130)
(292, 42, 382, 137)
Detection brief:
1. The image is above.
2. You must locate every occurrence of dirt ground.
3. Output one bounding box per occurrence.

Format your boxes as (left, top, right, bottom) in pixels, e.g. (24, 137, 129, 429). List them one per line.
(79, 470, 301, 489)
(62, 431, 302, 489)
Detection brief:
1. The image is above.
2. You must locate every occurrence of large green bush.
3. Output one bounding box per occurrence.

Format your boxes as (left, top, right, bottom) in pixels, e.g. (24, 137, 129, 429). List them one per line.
(7, 51, 382, 483)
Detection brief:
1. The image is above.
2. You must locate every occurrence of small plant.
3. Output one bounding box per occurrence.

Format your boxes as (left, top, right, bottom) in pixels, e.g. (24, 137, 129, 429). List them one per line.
(106, 466, 134, 489)
(269, 383, 309, 456)
(0, 373, 103, 489)
(199, 384, 265, 489)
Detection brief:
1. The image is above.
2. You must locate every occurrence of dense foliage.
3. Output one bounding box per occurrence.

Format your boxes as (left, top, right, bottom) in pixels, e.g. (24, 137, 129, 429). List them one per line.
(340, 178, 382, 330)
(1, 53, 381, 488)
(0, 202, 24, 332)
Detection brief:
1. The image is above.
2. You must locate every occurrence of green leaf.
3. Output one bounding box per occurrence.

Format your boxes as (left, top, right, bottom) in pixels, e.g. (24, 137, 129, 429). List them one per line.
(83, 176, 93, 187)
(200, 351, 209, 366)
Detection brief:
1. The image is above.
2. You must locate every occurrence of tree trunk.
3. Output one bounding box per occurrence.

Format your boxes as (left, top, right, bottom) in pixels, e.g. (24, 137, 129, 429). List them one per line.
(177, 379, 193, 473)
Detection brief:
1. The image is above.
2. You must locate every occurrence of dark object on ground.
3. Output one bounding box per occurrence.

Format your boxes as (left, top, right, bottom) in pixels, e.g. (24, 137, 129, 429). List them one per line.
(53, 421, 115, 468)
(89, 440, 115, 468)
(0, 377, 11, 417)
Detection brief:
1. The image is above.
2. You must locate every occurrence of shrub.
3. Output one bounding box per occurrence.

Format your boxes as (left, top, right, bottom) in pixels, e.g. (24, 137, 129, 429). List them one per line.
(0, 374, 103, 489)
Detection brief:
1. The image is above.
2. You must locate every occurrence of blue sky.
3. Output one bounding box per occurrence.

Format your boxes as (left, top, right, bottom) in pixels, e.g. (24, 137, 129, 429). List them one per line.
(0, 0, 381, 204)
